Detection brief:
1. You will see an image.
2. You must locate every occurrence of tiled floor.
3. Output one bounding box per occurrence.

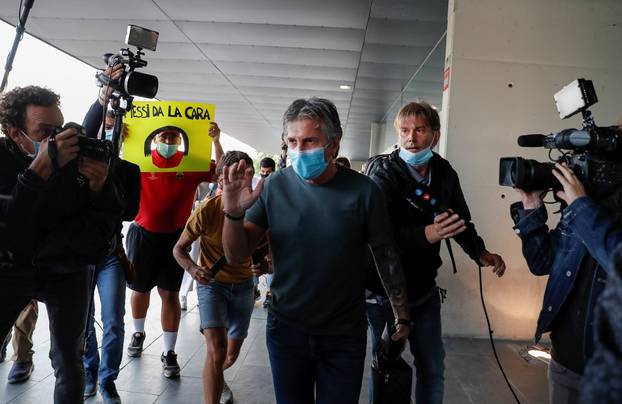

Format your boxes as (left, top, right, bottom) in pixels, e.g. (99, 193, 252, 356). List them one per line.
(0, 290, 548, 403)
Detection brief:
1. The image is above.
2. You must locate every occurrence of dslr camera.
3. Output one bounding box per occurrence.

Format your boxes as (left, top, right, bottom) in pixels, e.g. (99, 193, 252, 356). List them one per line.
(499, 79, 622, 197)
(53, 122, 113, 162)
(96, 25, 159, 99)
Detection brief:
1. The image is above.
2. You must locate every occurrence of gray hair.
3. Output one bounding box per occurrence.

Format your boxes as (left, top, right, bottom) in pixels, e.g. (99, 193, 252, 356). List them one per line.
(282, 97, 343, 143)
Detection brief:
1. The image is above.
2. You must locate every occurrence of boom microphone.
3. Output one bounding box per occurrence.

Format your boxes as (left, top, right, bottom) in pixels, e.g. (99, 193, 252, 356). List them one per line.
(517, 134, 545, 147)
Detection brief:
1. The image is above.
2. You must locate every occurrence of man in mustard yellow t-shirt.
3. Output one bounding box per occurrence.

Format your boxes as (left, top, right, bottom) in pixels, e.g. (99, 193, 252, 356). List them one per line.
(173, 151, 254, 404)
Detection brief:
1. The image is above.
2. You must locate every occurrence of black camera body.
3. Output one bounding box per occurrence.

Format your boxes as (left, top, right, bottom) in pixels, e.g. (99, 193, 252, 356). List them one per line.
(499, 79, 622, 197)
(53, 122, 113, 162)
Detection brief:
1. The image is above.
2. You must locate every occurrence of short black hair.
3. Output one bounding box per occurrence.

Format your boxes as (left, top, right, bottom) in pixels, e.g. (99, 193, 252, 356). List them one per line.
(0, 86, 60, 134)
(260, 157, 276, 170)
(216, 151, 254, 178)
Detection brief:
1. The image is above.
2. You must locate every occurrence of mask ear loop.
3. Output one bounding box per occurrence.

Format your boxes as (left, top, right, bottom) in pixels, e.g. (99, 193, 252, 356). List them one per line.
(18, 129, 38, 157)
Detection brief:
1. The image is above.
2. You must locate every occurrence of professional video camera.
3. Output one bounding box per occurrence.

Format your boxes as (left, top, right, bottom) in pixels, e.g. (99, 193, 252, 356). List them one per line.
(53, 122, 113, 162)
(95, 25, 159, 158)
(499, 79, 622, 197)
(95, 25, 159, 99)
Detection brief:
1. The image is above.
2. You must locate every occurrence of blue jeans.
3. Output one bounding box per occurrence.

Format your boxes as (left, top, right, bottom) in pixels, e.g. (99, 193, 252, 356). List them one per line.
(83, 256, 126, 384)
(266, 312, 367, 404)
(366, 289, 445, 404)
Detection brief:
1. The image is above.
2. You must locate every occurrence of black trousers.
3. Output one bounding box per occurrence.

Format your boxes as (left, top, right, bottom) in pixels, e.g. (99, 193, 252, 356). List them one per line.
(0, 262, 90, 404)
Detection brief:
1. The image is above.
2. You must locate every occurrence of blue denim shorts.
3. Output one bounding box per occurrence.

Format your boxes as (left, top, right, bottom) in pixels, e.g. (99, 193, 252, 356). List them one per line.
(197, 278, 254, 340)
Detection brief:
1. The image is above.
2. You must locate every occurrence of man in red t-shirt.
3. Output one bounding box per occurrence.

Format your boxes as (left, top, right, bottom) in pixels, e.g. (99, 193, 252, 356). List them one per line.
(125, 122, 223, 379)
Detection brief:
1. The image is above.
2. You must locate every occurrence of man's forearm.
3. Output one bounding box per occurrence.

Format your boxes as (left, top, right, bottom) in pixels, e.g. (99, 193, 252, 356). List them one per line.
(369, 244, 410, 320)
(173, 244, 195, 272)
(213, 139, 224, 165)
(222, 218, 252, 264)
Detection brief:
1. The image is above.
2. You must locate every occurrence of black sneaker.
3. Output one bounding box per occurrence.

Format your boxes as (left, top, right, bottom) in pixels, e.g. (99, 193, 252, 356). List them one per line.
(126, 332, 145, 357)
(100, 380, 122, 404)
(160, 350, 180, 378)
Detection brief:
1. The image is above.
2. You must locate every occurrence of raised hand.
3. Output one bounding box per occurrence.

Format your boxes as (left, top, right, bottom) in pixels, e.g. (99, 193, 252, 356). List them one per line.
(222, 159, 264, 216)
(208, 122, 221, 142)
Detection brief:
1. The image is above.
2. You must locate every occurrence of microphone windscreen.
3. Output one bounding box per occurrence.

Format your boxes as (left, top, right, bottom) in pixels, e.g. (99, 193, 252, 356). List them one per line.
(517, 134, 546, 147)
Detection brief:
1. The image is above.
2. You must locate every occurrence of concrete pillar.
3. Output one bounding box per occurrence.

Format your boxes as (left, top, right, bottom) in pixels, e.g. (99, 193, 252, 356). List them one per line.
(369, 121, 384, 157)
(439, 0, 622, 338)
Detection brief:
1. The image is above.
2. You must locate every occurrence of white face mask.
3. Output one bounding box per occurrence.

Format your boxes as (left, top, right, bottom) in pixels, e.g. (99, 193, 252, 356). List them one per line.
(19, 130, 42, 158)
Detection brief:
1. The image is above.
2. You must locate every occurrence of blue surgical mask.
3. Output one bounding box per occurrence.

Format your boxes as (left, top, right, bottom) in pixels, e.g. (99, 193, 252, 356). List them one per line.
(19, 130, 41, 158)
(399, 146, 433, 166)
(288, 146, 329, 180)
(157, 143, 179, 159)
(104, 129, 113, 141)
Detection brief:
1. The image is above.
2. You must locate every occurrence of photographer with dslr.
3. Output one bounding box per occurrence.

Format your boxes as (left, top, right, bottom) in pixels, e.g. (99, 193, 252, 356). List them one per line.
(511, 161, 622, 404)
(0, 86, 122, 403)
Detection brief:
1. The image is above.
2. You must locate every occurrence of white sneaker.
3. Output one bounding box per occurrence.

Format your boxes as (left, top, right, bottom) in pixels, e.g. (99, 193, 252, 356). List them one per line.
(180, 295, 187, 311)
(220, 381, 233, 404)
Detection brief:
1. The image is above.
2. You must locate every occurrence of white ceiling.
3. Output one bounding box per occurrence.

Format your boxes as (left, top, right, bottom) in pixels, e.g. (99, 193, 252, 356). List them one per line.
(0, 0, 447, 159)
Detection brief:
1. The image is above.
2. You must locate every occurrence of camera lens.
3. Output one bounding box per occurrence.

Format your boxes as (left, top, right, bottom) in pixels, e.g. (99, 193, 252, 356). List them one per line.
(124, 71, 158, 99)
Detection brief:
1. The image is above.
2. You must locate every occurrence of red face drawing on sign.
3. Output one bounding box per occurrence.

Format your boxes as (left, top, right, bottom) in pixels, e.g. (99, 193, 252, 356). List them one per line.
(143, 126, 190, 169)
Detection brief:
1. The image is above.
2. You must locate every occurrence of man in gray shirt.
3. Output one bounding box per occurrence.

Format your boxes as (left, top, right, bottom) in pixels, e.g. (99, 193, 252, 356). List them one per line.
(220, 98, 411, 404)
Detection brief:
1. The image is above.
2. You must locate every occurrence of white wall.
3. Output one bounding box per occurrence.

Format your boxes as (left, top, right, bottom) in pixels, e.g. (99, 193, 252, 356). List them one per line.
(439, 0, 622, 339)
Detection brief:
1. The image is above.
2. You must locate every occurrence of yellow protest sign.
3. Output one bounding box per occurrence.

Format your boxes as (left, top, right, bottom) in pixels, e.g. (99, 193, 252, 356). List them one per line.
(124, 101, 215, 172)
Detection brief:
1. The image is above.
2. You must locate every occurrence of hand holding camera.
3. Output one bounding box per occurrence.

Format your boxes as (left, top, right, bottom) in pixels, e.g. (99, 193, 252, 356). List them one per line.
(78, 158, 109, 192)
(552, 162, 587, 205)
(515, 188, 544, 209)
(31, 127, 79, 179)
(98, 64, 126, 106)
(515, 162, 588, 208)
(500, 79, 622, 200)
(50, 127, 80, 167)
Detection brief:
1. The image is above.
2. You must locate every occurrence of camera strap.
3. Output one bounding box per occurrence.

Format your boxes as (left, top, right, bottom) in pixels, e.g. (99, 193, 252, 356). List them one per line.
(387, 158, 459, 274)
(47, 136, 60, 172)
